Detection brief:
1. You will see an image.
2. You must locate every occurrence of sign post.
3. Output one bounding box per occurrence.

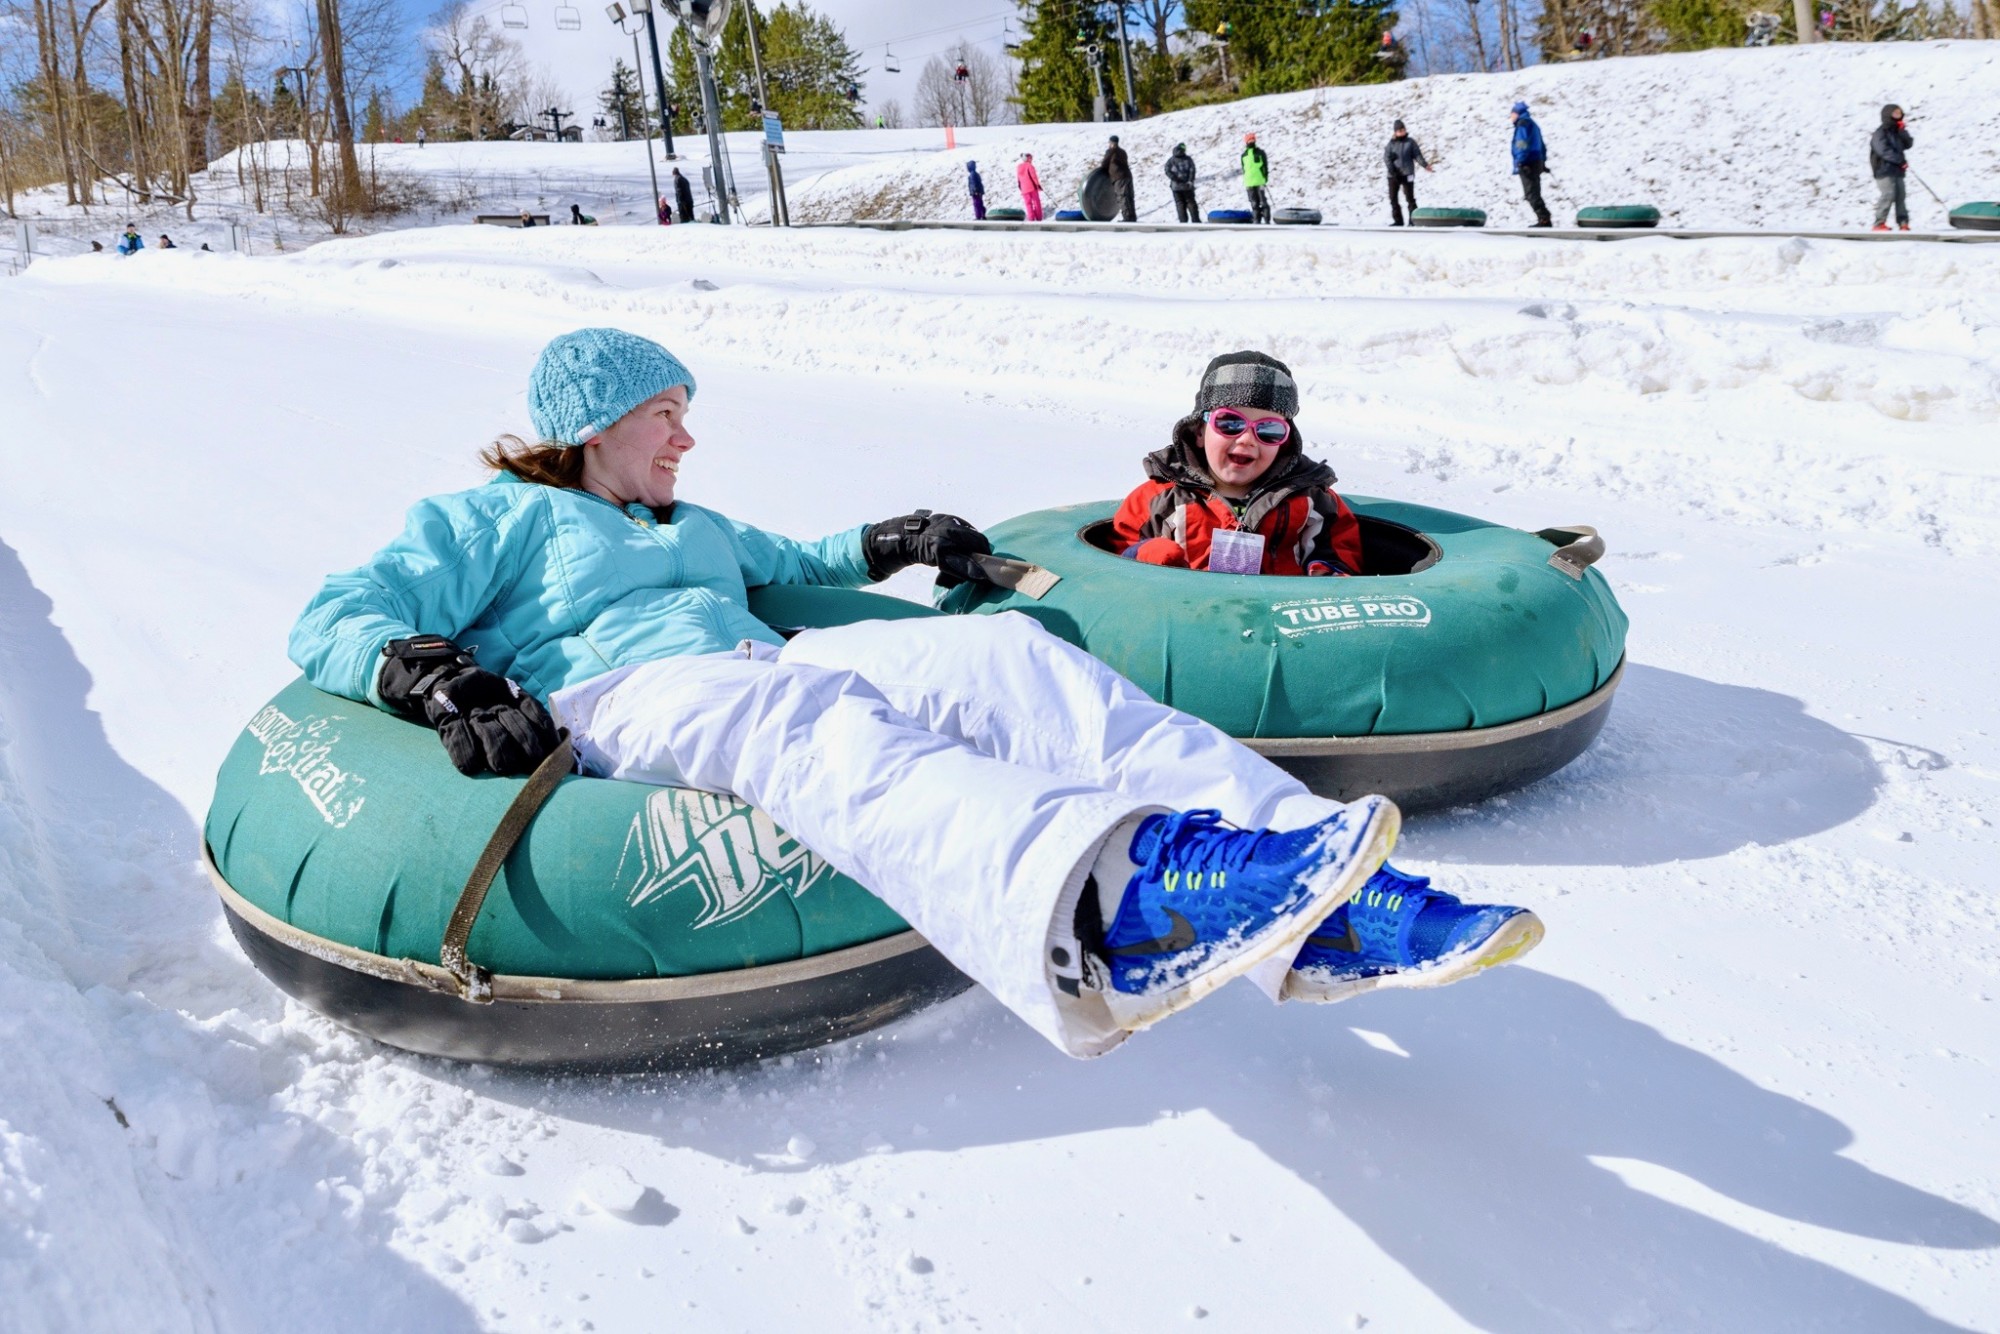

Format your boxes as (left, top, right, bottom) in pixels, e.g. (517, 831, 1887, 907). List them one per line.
(762, 113, 790, 227)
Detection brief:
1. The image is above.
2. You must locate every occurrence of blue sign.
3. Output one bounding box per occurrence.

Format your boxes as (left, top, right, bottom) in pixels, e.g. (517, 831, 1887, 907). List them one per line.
(762, 112, 784, 152)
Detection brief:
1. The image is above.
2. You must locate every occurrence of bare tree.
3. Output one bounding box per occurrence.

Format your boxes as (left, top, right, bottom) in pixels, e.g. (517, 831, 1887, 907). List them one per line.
(511, 64, 568, 136)
(876, 97, 903, 128)
(912, 44, 1010, 129)
(425, 0, 523, 138)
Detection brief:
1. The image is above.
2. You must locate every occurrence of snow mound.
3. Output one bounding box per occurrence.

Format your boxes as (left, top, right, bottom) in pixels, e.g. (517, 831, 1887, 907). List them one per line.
(778, 43, 2000, 231)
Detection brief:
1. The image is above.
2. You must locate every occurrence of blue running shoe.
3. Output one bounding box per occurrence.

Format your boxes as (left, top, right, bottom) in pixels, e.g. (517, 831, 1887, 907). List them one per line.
(1097, 796, 1397, 1031)
(1282, 862, 1543, 1003)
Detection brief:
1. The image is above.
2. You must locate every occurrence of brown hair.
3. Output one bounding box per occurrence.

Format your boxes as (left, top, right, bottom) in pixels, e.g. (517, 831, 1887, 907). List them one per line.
(480, 434, 586, 489)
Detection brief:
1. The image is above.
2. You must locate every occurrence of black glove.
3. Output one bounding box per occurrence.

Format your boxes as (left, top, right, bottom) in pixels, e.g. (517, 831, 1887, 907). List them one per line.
(380, 636, 560, 778)
(864, 509, 992, 588)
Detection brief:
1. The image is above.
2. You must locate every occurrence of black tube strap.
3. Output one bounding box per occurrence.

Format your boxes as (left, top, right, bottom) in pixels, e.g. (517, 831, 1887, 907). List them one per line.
(438, 735, 575, 1003)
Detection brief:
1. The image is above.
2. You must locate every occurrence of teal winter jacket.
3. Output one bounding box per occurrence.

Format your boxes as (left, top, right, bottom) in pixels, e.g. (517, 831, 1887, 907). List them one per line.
(290, 474, 873, 707)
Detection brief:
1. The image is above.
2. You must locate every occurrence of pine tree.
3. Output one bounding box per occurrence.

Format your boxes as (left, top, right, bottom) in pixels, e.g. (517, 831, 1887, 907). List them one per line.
(600, 58, 646, 137)
(1181, 1, 1401, 95)
(362, 89, 389, 143)
(1012, 0, 1103, 123)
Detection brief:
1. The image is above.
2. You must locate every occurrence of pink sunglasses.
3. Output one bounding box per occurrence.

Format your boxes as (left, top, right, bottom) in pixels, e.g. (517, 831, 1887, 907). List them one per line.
(1206, 409, 1292, 446)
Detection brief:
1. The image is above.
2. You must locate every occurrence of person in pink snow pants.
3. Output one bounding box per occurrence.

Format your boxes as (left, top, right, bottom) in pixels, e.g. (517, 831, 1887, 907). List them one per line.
(1017, 153, 1044, 222)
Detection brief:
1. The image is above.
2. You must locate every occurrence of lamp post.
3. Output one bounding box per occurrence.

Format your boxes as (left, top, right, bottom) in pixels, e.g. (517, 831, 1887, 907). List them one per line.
(620, 0, 676, 159)
(606, 4, 663, 220)
(678, 2, 734, 222)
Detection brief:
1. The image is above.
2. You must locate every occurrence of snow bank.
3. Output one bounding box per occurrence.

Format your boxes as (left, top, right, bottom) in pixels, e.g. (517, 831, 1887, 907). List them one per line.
(779, 42, 2000, 230)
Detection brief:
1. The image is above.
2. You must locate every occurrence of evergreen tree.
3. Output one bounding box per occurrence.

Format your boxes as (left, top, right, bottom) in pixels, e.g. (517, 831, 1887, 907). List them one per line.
(600, 58, 646, 137)
(1181, 1, 1401, 95)
(665, 3, 862, 132)
(413, 57, 460, 139)
(362, 89, 390, 143)
(1012, 0, 1103, 123)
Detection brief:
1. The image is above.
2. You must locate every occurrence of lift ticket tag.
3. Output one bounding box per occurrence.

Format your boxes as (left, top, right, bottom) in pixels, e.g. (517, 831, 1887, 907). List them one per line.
(1208, 529, 1266, 575)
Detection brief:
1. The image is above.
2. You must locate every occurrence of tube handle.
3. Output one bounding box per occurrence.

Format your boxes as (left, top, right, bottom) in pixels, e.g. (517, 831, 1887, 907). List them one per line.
(1535, 526, 1605, 579)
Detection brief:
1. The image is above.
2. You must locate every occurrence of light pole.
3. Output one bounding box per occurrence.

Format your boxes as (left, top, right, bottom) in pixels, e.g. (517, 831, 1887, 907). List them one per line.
(680, 2, 734, 222)
(606, 5, 663, 219)
(619, 0, 676, 159)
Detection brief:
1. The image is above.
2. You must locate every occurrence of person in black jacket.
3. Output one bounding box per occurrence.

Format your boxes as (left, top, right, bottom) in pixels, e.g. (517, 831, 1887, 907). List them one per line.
(1164, 143, 1198, 223)
(1383, 120, 1432, 226)
(672, 167, 696, 224)
(1870, 104, 1914, 232)
(1103, 134, 1136, 222)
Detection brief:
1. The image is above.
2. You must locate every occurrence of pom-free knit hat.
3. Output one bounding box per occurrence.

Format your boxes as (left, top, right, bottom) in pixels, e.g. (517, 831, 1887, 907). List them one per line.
(1511, 101, 1530, 115)
(1393, 119, 1406, 131)
(528, 327, 696, 446)
(1195, 350, 1298, 418)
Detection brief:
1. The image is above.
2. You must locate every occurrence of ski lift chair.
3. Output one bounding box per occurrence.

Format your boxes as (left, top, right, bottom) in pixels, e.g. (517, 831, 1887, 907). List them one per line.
(555, 3, 582, 29)
(501, 3, 529, 28)
(884, 47, 901, 74)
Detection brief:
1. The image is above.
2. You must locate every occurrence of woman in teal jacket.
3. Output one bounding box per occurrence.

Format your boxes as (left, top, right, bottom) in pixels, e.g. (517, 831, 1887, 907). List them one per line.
(288, 327, 1535, 1059)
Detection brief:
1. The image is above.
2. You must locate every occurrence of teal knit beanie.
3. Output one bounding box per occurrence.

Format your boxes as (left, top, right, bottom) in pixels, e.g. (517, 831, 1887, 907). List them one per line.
(528, 327, 697, 446)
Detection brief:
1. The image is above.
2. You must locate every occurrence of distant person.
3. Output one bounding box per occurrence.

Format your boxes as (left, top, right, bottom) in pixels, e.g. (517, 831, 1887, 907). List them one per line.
(875, 114, 885, 129)
(967, 160, 986, 220)
(1509, 102, 1553, 228)
(200, 242, 212, 251)
(519, 210, 536, 228)
(417, 126, 427, 148)
(1383, 119, 1432, 227)
(570, 204, 597, 226)
(1241, 134, 1272, 224)
(658, 193, 673, 226)
(1870, 104, 1914, 232)
(1102, 134, 1135, 222)
(673, 168, 696, 224)
(117, 226, 143, 255)
(158, 234, 177, 249)
(91, 240, 104, 252)
(1165, 143, 1198, 223)
(1017, 153, 1044, 222)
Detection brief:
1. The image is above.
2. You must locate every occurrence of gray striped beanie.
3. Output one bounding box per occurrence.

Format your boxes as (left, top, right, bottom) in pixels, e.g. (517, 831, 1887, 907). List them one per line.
(1194, 351, 1298, 418)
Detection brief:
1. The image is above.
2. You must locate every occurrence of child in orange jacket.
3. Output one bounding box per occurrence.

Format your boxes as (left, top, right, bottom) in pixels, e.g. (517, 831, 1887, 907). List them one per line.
(1111, 351, 1363, 576)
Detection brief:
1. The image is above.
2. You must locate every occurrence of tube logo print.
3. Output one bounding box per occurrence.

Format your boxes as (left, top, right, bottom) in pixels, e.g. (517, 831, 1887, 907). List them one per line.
(247, 705, 368, 828)
(618, 789, 836, 929)
(1271, 595, 1432, 637)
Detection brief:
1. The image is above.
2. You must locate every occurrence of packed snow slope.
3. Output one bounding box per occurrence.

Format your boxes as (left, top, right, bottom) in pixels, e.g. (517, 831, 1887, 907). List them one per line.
(3, 219, 2000, 1332)
(781, 42, 2000, 230)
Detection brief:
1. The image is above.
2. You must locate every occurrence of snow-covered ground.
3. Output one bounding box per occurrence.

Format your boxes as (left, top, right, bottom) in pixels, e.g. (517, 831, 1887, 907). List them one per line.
(6, 149, 2000, 1330)
(9, 40, 2000, 268)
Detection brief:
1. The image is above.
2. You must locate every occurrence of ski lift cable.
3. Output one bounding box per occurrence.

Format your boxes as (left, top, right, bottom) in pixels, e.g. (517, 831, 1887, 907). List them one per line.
(851, 9, 1016, 52)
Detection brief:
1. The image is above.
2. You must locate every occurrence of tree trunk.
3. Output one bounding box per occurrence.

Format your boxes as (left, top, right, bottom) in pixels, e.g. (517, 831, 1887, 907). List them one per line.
(1544, 0, 1571, 56)
(116, 0, 152, 204)
(1793, 0, 1817, 42)
(191, 0, 215, 206)
(316, 0, 363, 209)
(33, 0, 80, 205)
(65, 0, 96, 205)
(1496, 0, 1516, 71)
(1464, 0, 1490, 71)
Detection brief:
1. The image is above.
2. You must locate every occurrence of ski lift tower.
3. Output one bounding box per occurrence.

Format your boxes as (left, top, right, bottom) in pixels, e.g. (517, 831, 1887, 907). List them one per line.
(665, 0, 737, 223)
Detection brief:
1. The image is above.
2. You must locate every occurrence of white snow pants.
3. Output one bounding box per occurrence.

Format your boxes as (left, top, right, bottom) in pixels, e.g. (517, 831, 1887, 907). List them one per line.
(550, 612, 1337, 1057)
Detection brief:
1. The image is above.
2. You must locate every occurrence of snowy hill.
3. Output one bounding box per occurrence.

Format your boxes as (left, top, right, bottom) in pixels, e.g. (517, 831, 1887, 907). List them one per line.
(778, 42, 2000, 229)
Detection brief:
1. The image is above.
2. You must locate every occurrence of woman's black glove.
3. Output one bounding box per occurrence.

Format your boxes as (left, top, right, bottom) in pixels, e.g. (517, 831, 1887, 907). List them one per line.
(380, 636, 560, 777)
(865, 510, 992, 588)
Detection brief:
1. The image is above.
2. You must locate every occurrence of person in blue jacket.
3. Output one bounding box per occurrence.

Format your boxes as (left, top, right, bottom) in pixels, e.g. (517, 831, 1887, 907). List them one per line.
(1509, 101, 1553, 228)
(116, 225, 144, 255)
(966, 160, 986, 220)
(289, 328, 1539, 1059)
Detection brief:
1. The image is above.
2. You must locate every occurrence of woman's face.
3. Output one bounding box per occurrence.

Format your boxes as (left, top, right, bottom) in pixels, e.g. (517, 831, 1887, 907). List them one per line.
(1201, 408, 1287, 497)
(581, 385, 694, 510)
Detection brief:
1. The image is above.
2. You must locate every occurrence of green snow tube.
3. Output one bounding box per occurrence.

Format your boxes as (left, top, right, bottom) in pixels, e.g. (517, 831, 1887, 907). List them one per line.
(1411, 207, 1486, 228)
(938, 497, 1626, 810)
(1575, 204, 1661, 230)
(1949, 202, 2000, 232)
(985, 207, 1026, 222)
(205, 585, 971, 1072)
(1273, 206, 1323, 226)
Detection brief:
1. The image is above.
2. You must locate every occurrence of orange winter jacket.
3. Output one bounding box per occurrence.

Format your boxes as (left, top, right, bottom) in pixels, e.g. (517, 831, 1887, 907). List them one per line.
(1111, 445, 1363, 576)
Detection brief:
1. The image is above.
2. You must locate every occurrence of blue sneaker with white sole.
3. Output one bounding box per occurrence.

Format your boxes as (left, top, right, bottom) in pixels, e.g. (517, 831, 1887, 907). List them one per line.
(1282, 862, 1543, 1003)
(1098, 797, 1397, 1030)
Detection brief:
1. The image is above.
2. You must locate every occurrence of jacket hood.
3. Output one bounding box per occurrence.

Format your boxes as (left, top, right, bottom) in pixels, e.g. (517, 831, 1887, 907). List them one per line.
(1880, 105, 1903, 126)
(1141, 440, 1335, 501)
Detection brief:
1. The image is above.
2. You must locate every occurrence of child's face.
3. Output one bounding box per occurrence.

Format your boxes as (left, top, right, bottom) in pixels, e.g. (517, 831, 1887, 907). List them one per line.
(583, 385, 694, 510)
(1202, 409, 1288, 496)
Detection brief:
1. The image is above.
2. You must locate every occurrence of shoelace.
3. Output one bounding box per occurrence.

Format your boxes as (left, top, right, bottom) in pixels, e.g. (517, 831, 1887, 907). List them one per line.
(1140, 809, 1263, 883)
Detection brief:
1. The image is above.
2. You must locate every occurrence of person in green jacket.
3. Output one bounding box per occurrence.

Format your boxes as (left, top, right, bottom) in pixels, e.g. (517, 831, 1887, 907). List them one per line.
(1241, 133, 1272, 224)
